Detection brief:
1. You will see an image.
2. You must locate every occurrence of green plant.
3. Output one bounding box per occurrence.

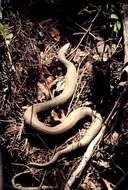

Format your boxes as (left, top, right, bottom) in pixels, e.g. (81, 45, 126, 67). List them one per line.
(110, 13, 121, 33)
(0, 23, 13, 45)
(107, 4, 121, 34)
(78, 4, 100, 15)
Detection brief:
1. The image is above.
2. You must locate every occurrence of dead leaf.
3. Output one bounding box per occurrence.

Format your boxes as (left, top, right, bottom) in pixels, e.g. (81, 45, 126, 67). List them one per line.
(84, 61, 93, 74)
(97, 41, 106, 54)
(50, 28, 60, 42)
(46, 76, 58, 89)
(105, 131, 119, 145)
(111, 44, 117, 54)
(6, 33, 13, 46)
(98, 159, 110, 168)
(73, 48, 87, 63)
(80, 178, 97, 189)
(102, 178, 115, 190)
(110, 131, 119, 145)
(37, 82, 49, 101)
(55, 76, 65, 93)
(93, 40, 111, 61)
(5, 123, 17, 134)
(51, 109, 66, 122)
(47, 76, 54, 85)
(40, 51, 44, 64)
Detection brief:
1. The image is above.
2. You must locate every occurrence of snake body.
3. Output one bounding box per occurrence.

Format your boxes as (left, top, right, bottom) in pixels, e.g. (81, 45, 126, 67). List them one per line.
(29, 111, 102, 167)
(24, 43, 103, 166)
(24, 43, 78, 135)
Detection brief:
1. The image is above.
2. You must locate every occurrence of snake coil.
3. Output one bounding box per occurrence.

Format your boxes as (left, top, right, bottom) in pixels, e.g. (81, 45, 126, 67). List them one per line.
(24, 43, 103, 167)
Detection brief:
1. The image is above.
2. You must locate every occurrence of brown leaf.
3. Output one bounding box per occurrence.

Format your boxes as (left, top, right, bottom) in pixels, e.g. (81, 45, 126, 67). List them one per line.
(40, 51, 44, 64)
(55, 76, 65, 92)
(5, 123, 17, 134)
(93, 40, 111, 61)
(80, 178, 97, 189)
(73, 48, 87, 63)
(37, 82, 49, 100)
(102, 178, 115, 190)
(47, 76, 54, 84)
(46, 76, 58, 89)
(50, 28, 60, 42)
(51, 109, 66, 122)
(110, 131, 119, 145)
(98, 159, 110, 168)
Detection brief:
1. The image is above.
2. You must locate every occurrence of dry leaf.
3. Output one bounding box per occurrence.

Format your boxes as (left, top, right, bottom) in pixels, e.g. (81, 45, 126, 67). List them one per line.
(50, 28, 60, 42)
(55, 76, 65, 93)
(40, 51, 44, 64)
(104, 131, 119, 145)
(38, 75, 58, 90)
(102, 178, 115, 190)
(98, 159, 110, 168)
(6, 33, 13, 46)
(97, 41, 106, 54)
(81, 178, 97, 189)
(51, 109, 66, 122)
(93, 40, 111, 61)
(111, 44, 117, 54)
(37, 82, 49, 101)
(5, 123, 17, 134)
(73, 48, 87, 63)
(110, 131, 119, 145)
(47, 76, 54, 84)
(46, 76, 58, 89)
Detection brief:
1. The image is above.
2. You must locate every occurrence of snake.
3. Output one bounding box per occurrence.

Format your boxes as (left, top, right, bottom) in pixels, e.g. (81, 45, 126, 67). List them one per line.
(24, 43, 103, 166)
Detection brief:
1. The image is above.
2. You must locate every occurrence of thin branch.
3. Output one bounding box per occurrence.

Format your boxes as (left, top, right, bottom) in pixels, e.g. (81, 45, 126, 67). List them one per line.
(64, 87, 126, 190)
(64, 125, 106, 190)
(68, 8, 101, 56)
(11, 170, 55, 190)
(75, 23, 100, 40)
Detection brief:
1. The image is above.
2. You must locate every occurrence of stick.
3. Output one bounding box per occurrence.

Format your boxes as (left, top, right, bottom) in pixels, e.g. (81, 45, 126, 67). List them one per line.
(121, 3, 128, 82)
(64, 125, 106, 190)
(12, 170, 55, 190)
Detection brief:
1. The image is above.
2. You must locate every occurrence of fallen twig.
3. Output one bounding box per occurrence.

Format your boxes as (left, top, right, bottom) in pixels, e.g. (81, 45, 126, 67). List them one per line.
(16, 119, 24, 141)
(66, 57, 89, 115)
(11, 170, 55, 190)
(68, 8, 101, 56)
(64, 125, 106, 190)
(122, 3, 128, 65)
(64, 88, 126, 190)
(28, 111, 103, 167)
(121, 3, 128, 82)
(75, 23, 101, 40)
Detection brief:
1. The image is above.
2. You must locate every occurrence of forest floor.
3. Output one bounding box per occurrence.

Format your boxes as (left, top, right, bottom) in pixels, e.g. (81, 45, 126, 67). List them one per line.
(0, 1, 128, 190)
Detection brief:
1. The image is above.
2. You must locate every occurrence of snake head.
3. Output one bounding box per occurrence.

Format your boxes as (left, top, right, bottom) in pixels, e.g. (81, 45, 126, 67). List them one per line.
(58, 43, 71, 60)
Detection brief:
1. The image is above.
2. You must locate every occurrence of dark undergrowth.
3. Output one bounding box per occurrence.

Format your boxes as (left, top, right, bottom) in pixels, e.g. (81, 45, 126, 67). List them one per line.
(0, 1, 127, 190)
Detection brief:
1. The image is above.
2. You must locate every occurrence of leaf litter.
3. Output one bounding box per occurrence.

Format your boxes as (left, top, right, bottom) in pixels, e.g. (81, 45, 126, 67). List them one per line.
(0, 2, 127, 190)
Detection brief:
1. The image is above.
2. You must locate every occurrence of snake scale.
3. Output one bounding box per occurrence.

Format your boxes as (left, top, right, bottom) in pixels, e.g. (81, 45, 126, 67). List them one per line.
(24, 43, 103, 167)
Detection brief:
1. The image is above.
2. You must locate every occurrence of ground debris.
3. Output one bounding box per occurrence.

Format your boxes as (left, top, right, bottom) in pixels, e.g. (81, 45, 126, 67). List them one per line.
(0, 2, 127, 190)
